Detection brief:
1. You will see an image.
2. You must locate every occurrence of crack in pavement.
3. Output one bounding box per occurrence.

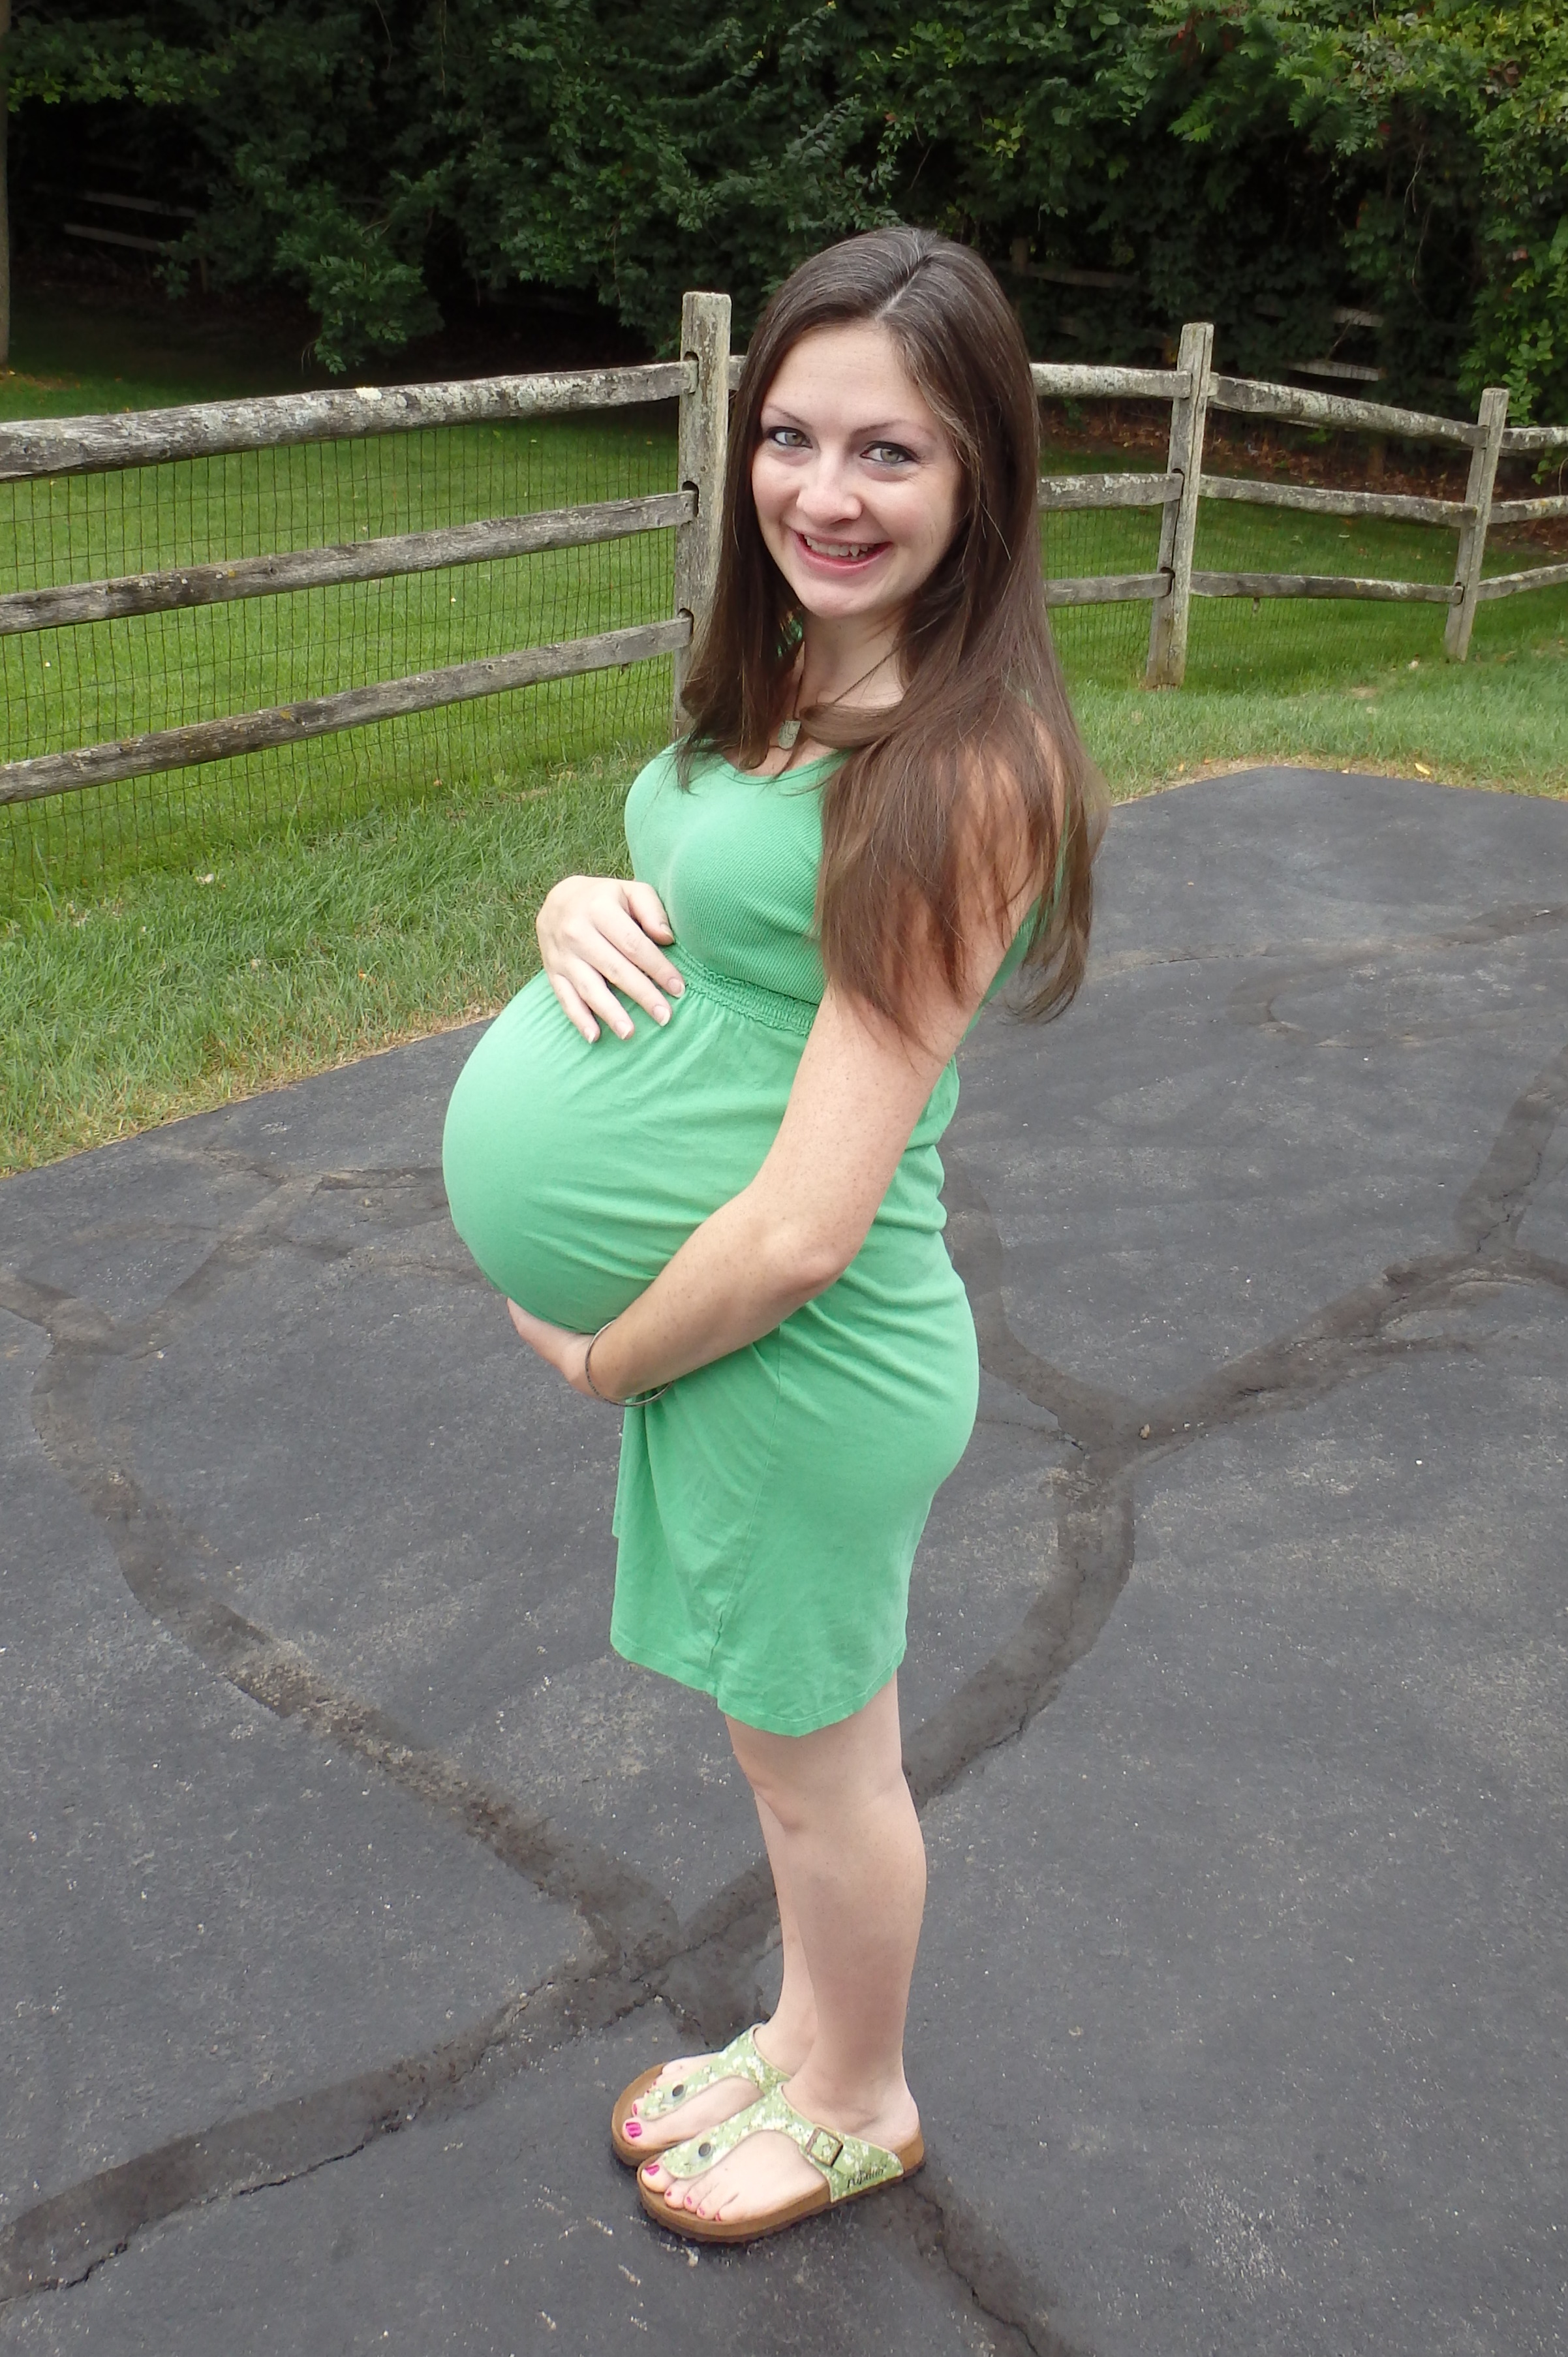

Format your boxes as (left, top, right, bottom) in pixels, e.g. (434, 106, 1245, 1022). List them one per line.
(2, 1169, 1103, 2341)
(1224, 899, 1568, 1043)
(0, 1978, 559, 2299)
(1457, 1040, 1568, 1254)
(0, 1270, 679, 1982)
(2, 1013, 1565, 2347)
(891, 2162, 1085, 2357)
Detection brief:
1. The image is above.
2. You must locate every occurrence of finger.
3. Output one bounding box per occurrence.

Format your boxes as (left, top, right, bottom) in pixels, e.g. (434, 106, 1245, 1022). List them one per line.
(565, 960, 638, 1041)
(624, 880, 676, 943)
(546, 946, 634, 1038)
(616, 893, 683, 996)
(547, 972, 601, 1043)
(577, 942, 676, 1028)
(506, 1299, 566, 1360)
(594, 916, 684, 1008)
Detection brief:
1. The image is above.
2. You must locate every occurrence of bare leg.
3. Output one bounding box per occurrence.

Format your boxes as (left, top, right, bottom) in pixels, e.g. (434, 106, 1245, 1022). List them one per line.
(754, 1790, 820, 2060)
(622, 1771, 818, 2155)
(642, 1676, 925, 2224)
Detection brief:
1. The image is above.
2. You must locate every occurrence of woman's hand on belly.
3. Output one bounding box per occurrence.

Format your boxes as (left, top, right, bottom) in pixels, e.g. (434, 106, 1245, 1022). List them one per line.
(504, 1298, 597, 1398)
(536, 874, 686, 1043)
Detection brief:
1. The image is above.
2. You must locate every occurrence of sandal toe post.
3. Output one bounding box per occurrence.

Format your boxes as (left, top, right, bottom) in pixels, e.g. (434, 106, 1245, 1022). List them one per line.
(636, 2087, 922, 2245)
(609, 2025, 785, 2166)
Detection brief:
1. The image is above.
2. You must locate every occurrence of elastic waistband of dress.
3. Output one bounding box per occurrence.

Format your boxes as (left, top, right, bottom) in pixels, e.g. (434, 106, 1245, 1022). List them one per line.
(671, 949, 818, 1037)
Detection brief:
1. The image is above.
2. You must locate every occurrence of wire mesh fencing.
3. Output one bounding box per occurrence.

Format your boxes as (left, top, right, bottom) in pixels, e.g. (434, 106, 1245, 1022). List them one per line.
(1039, 496, 1479, 688)
(1036, 342, 1568, 698)
(5, 315, 1567, 921)
(1, 408, 683, 912)
(1042, 500, 1164, 686)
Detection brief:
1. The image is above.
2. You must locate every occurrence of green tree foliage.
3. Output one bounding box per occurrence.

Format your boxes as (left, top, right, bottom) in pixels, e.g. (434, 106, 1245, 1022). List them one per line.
(1158, 1, 1568, 420)
(8, 3, 448, 361)
(430, 2, 889, 348)
(8, 1, 1565, 418)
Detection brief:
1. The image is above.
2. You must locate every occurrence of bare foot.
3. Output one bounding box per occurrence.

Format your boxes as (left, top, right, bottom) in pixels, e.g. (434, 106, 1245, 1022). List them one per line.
(639, 2074, 920, 2226)
(621, 2026, 801, 2159)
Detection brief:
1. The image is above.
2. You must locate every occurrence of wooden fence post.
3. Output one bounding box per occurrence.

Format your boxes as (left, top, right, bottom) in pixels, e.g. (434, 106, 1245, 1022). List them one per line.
(1445, 385, 1509, 661)
(673, 290, 731, 726)
(1145, 320, 1214, 688)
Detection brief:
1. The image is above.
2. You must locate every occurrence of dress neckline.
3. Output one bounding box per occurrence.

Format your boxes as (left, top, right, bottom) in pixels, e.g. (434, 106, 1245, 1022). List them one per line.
(710, 749, 843, 782)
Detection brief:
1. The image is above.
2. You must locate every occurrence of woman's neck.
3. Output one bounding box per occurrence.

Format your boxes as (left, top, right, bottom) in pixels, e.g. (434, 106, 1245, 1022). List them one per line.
(732, 612, 906, 780)
(795, 614, 904, 713)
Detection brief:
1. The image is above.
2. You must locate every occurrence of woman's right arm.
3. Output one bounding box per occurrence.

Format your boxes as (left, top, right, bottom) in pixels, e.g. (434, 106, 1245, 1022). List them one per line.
(536, 875, 686, 1043)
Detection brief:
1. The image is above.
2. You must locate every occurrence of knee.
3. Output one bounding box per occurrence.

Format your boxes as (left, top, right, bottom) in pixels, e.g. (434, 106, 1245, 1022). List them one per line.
(729, 1688, 910, 1833)
(740, 1747, 907, 1838)
(741, 1753, 813, 1834)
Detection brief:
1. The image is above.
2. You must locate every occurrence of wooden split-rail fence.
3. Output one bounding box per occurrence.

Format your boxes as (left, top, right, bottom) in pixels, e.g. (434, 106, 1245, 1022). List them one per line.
(1, 294, 1565, 812)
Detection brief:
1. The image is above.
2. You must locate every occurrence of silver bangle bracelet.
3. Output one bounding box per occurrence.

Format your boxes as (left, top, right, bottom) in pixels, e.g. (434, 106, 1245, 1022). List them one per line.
(583, 1319, 670, 1408)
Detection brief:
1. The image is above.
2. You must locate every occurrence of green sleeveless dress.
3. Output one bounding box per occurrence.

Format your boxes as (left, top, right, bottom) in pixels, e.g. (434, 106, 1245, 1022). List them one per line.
(442, 743, 1030, 1736)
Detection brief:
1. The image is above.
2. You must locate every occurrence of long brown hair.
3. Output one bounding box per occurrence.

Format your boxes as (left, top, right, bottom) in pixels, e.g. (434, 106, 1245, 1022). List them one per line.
(678, 225, 1104, 1031)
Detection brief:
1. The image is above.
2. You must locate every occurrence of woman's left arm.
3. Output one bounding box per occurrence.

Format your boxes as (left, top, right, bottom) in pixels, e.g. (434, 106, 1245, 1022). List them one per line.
(510, 850, 1033, 1402)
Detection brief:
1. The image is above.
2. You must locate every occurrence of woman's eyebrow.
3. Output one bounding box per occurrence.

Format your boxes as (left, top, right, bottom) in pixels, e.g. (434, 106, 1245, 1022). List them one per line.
(760, 407, 935, 442)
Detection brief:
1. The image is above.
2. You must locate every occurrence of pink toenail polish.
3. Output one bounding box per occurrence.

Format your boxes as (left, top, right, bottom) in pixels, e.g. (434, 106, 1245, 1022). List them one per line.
(624, 2120, 641, 2137)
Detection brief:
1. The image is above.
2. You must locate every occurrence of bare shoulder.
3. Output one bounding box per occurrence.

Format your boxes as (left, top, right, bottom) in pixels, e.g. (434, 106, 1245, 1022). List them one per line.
(953, 703, 1066, 914)
(964, 701, 1066, 806)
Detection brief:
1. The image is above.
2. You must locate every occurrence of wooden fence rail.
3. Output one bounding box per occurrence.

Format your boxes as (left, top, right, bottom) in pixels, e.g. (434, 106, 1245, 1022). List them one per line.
(1039, 472, 1179, 511)
(3, 296, 1565, 811)
(0, 492, 696, 638)
(0, 362, 693, 481)
(0, 621, 692, 809)
(1206, 373, 1484, 447)
(1199, 476, 1468, 528)
(1024, 344, 1566, 677)
(0, 303, 731, 809)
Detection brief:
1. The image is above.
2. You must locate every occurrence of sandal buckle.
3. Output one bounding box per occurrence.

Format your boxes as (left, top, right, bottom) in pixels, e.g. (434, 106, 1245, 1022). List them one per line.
(805, 2128, 844, 2168)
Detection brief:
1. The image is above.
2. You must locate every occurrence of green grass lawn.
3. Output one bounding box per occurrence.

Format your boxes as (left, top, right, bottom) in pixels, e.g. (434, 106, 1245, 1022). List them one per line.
(3, 290, 1565, 1171)
(1, 403, 681, 908)
(0, 279, 343, 416)
(1, 767, 633, 1170)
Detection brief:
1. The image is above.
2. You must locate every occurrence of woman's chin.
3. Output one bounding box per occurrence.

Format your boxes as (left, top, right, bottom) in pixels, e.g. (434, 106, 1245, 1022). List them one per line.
(787, 574, 907, 629)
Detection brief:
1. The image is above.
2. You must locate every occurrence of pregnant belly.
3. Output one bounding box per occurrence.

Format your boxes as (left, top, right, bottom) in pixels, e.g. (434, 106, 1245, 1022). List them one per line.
(441, 970, 800, 1332)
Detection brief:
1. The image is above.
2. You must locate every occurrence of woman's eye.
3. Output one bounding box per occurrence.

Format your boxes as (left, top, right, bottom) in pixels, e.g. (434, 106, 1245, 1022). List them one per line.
(764, 426, 809, 450)
(866, 443, 915, 468)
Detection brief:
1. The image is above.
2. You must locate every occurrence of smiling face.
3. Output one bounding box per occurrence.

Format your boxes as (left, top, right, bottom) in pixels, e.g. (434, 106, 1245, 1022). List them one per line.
(750, 321, 966, 650)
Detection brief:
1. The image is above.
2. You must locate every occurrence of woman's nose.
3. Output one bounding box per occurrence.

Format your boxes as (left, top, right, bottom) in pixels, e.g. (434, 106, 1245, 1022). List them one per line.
(793, 455, 861, 525)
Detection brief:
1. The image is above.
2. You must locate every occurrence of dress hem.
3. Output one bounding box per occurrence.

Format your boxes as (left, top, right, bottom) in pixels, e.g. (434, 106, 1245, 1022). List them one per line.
(609, 1631, 906, 1738)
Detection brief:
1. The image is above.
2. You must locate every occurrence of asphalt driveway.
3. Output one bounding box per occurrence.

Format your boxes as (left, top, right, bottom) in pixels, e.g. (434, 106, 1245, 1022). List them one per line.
(2, 767, 1564, 2357)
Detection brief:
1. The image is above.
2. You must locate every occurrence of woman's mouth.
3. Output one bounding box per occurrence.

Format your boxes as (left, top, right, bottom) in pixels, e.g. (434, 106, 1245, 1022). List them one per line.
(792, 529, 889, 570)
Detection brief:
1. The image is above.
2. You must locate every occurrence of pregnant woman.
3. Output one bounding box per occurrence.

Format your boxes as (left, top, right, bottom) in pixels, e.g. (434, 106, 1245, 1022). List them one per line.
(442, 226, 1101, 2244)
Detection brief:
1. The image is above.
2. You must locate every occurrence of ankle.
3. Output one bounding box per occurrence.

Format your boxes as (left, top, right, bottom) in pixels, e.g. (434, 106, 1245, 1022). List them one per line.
(756, 2009, 816, 2071)
(784, 2059, 913, 2134)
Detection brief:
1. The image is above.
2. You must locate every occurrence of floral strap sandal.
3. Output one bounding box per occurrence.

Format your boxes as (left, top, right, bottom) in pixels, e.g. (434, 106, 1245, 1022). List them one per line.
(636, 2084, 925, 2244)
(610, 2026, 788, 2166)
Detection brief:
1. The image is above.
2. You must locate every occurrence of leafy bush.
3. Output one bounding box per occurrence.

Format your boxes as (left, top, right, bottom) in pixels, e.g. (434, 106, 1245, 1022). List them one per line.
(8, 0, 1565, 418)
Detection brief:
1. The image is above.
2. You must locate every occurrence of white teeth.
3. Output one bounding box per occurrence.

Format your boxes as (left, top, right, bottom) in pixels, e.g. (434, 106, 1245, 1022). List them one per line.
(801, 533, 880, 559)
